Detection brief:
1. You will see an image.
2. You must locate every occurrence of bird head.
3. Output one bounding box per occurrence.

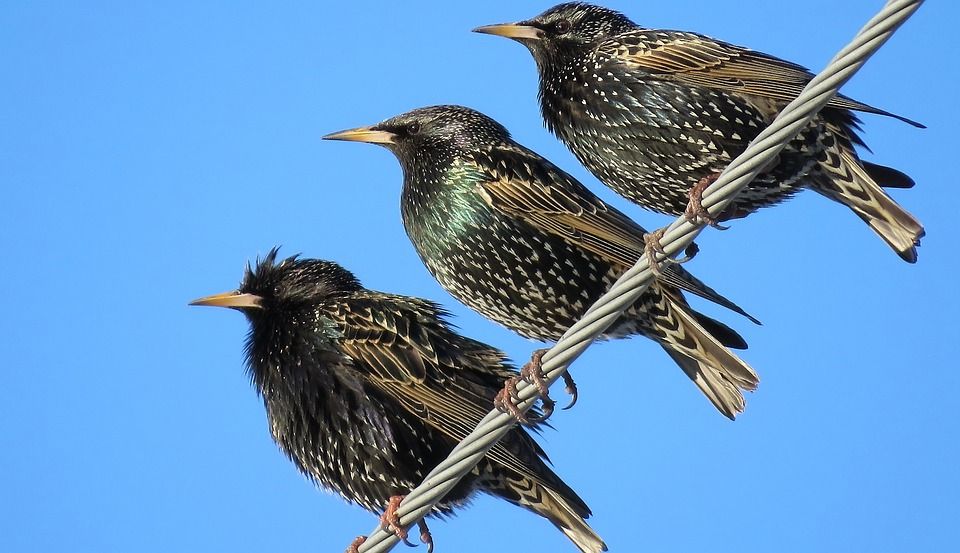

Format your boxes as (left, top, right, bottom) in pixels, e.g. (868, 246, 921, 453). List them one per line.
(190, 248, 361, 317)
(474, 3, 635, 67)
(324, 105, 511, 174)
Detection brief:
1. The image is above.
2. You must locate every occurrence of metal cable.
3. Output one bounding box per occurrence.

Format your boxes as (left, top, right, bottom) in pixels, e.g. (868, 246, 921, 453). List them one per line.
(357, 1, 924, 550)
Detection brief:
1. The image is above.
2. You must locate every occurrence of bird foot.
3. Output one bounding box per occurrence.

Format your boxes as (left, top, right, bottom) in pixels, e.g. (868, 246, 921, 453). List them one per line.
(494, 349, 578, 423)
(346, 536, 367, 553)
(520, 349, 554, 422)
(642, 228, 699, 277)
(379, 495, 416, 548)
(494, 376, 529, 423)
(684, 173, 729, 230)
(642, 228, 669, 277)
(418, 519, 434, 553)
(525, 349, 578, 413)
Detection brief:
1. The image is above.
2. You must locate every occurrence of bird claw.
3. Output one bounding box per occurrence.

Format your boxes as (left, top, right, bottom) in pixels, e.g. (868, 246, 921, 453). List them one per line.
(495, 349, 578, 423)
(560, 371, 578, 410)
(533, 397, 556, 423)
(520, 349, 553, 423)
(644, 227, 699, 276)
(379, 496, 416, 547)
(346, 536, 366, 553)
(684, 173, 729, 230)
(678, 242, 699, 264)
(643, 227, 701, 280)
(418, 519, 435, 553)
(642, 227, 672, 277)
(350, 502, 432, 553)
(494, 376, 529, 423)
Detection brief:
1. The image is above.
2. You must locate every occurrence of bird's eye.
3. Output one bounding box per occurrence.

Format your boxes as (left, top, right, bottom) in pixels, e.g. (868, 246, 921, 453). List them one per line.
(407, 122, 422, 135)
(554, 19, 572, 34)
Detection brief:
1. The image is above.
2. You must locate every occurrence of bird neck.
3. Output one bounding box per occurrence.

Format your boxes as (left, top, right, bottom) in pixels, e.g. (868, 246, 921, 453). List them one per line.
(535, 41, 595, 91)
(400, 154, 481, 211)
(245, 312, 345, 408)
(400, 158, 495, 261)
(536, 48, 600, 135)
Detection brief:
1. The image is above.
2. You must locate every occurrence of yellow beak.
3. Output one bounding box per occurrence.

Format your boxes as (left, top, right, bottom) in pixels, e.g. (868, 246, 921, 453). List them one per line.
(472, 23, 543, 41)
(189, 291, 263, 309)
(322, 126, 396, 144)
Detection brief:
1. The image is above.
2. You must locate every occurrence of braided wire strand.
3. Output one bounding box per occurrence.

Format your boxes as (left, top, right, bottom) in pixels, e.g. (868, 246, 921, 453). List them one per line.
(357, 1, 924, 550)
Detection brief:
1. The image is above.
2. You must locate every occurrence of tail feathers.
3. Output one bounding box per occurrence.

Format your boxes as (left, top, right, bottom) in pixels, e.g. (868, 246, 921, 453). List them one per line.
(829, 93, 925, 128)
(662, 348, 747, 420)
(497, 474, 607, 553)
(815, 149, 924, 263)
(863, 162, 916, 189)
(540, 486, 608, 553)
(661, 265, 761, 325)
(691, 311, 748, 350)
(654, 295, 759, 419)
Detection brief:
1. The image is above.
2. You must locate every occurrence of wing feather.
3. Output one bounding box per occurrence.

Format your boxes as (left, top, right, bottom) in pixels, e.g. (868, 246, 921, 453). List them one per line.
(473, 146, 758, 322)
(333, 296, 553, 485)
(602, 30, 921, 126)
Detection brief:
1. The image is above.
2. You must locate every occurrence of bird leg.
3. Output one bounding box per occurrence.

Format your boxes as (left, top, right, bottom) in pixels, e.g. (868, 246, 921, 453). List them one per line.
(379, 495, 417, 548)
(642, 228, 699, 277)
(418, 519, 434, 553)
(684, 172, 730, 230)
(345, 536, 367, 553)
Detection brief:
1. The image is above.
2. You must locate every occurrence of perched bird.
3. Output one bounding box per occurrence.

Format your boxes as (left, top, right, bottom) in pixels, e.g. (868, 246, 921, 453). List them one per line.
(190, 250, 606, 553)
(474, 2, 925, 262)
(324, 105, 760, 420)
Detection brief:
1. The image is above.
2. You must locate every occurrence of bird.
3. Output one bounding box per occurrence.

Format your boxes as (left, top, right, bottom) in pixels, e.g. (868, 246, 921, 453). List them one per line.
(190, 250, 606, 553)
(324, 105, 761, 420)
(473, 2, 925, 262)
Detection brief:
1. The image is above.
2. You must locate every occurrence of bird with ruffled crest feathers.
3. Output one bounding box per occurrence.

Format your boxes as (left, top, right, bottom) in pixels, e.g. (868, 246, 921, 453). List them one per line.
(475, 2, 925, 262)
(325, 105, 761, 420)
(190, 249, 606, 553)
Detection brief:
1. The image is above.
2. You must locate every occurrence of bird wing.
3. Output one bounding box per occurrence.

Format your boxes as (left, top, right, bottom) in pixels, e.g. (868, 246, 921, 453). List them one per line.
(333, 296, 555, 482)
(472, 145, 759, 322)
(602, 29, 921, 125)
(472, 144, 652, 268)
(335, 298, 493, 417)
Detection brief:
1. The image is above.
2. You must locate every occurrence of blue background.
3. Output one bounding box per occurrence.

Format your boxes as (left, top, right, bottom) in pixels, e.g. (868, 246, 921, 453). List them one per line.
(2, 1, 956, 551)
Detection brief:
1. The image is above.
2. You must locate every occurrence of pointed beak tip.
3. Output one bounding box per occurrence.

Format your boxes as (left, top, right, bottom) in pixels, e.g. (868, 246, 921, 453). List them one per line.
(321, 130, 348, 141)
(472, 23, 542, 40)
(322, 127, 396, 145)
(189, 292, 262, 309)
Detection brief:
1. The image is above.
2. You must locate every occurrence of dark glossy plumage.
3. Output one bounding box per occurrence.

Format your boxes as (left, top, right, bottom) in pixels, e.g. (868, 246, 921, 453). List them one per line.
(191, 250, 605, 553)
(325, 106, 760, 419)
(475, 2, 925, 262)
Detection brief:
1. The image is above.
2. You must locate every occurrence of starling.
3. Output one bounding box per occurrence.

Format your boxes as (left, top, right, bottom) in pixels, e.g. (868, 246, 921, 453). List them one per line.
(474, 2, 925, 262)
(324, 105, 760, 420)
(190, 250, 606, 553)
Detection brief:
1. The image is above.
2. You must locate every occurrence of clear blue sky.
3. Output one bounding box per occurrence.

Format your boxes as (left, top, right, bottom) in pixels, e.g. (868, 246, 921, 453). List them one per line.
(2, 1, 956, 552)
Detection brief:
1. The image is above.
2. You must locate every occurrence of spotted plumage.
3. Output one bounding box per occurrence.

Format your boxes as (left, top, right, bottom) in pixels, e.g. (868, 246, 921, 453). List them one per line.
(191, 250, 605, 553)
(325, 106, 760, 419)
(475, 2, 925, 262)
